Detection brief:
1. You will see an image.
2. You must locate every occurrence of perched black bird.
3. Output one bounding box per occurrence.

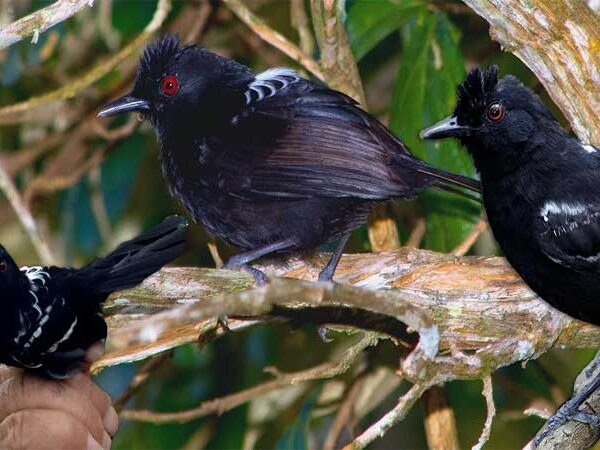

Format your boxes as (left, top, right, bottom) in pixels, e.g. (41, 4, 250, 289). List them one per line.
(0, 216, 187, 379)
(420, 65, 600, 438)
(99, 35, 480, 283)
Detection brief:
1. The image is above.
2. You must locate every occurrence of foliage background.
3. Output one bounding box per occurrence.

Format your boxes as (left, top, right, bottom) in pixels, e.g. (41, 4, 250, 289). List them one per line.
(0, 0, 596, 448)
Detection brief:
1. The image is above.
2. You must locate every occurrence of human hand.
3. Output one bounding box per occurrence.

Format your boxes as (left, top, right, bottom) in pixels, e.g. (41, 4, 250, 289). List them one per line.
(0, 345, 118, 449)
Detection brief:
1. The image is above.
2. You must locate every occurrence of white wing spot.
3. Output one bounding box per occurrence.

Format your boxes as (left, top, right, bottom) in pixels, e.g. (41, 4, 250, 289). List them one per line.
(20, 266, 50, 319)
(582, 143, 597, 154)
(47, 316, 77, 354)
(244, 68, 301, 104)
(540, 201, 587, 222)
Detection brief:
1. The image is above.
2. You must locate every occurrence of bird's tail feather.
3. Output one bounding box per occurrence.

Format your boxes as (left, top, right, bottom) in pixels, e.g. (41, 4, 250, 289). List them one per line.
(85, 215, 188, 293)
(417, 166, 482, 197)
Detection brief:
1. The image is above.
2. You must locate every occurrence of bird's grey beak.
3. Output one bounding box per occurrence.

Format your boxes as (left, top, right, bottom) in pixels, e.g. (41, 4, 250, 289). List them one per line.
(97, 93, 150, 118)
(420, 115, 471, 140)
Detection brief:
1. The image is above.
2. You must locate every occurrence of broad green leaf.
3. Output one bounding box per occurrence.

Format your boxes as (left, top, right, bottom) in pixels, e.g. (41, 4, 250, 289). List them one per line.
(389, 11, 480, 252)
(346, 0, 425, 60)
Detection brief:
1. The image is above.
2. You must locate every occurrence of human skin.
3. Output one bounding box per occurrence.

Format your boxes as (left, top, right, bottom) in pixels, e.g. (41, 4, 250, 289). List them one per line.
(0, 343, 118, 450)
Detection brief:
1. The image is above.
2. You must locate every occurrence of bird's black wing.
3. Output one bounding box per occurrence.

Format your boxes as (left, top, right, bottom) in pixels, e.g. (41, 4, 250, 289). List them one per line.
(9, 267, 82, 375)
(537, 183, 600, 271)
(213, 70, 433, 201)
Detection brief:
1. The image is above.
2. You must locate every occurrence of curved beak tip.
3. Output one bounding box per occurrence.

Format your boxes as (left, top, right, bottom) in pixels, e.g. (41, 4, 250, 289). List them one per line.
(97, 94, 150, 118)
(420, 115, 469, 140)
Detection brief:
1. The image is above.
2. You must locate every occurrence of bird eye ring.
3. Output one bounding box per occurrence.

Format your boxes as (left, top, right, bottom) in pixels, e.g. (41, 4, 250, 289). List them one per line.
(486, 103, 505, 122)
(0, 261, 7, 273)
(160, 75, 179, 97)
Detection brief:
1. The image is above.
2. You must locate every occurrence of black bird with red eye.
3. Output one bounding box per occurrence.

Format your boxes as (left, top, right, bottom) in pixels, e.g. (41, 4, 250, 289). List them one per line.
(0, 216, 187, 379)
(98, 35, 481, 283)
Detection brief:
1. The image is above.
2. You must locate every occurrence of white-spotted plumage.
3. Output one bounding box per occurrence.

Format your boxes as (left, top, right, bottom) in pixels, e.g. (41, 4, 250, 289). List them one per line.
(47, 317, 78, 354)
(582, 143, 597, 154)
(244, 68, 301, 104)
(540, 201, 587, 223)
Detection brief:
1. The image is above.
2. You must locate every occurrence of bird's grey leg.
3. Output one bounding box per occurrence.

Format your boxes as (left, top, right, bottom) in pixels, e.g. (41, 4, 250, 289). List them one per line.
(534, 355, 600, 445)
(318, 233, 351, 282)
(316, 233, 351, 343)
(219, 239, 296, 332)
(224, 239, 296, 285)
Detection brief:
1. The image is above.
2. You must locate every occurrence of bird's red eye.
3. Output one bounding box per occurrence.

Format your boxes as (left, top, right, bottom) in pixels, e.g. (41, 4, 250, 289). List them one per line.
(160, 75, 179, 97)
(486, 103, 505, 122)
(0, 261, 7, 273)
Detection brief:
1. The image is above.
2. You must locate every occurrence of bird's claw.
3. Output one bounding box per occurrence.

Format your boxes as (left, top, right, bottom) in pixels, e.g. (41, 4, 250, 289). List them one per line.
(217, 315, 231, 333)
(318, 326, 334, 343)
(534, 398, 600, 446)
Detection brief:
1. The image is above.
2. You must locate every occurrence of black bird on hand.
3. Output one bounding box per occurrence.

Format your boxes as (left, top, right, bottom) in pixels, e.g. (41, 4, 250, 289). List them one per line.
(420, 65, 600, 442)
(0, 216, 187, 379)
(99, 35, 480, 284)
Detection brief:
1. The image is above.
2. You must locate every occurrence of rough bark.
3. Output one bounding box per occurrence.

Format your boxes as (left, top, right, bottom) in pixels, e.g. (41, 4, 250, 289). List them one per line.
(93, 249, 600, 379)
(461, 0, 600, 146)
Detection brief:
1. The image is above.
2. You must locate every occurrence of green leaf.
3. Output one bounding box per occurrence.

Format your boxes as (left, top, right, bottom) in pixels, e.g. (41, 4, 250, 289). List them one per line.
(346, 0, 425, 60)
(389, 11, 480, 252)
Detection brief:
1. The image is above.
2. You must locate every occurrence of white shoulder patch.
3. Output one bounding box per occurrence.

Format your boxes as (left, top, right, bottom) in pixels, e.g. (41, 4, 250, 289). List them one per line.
(540, 201, 586, 222)
(244, 68, 301, 104)
(582, 143, 597, 154)
(20, 266, 50, 319)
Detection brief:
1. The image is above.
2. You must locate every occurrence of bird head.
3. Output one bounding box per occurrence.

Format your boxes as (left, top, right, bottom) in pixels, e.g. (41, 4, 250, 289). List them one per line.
(98, 35, 253, 136)
(0, 245, 26, 291)
(420, 66, 557, 172)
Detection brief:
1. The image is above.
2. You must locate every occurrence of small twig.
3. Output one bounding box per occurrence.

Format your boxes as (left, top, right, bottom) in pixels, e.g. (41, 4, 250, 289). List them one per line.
(0, 0, 93, 50)
(291, 0, 315, 56)
(185, 0, 213, 43)
(406, 218, 427, 248)
(0, 161, 55, 265)
(452, 215, 488, 256)
(0, 0, 172, 121)
(342, 382, 430, 450)
(472, 375, 496, 450)
(207, 240, 224, 268)
(114, 352, 173, 412)
(367, 205, 401, 251)
(422, 385, 460, 450)
(120, 335, 377, 423)
(88, 167, 113, 245)
(222, 0, 323, 80)
(323, 372, 367, 450)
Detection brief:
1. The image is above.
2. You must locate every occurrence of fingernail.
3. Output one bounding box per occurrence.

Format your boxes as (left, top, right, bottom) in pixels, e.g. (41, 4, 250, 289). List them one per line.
(87, 433, 103, 450)
(103, 407, 119, 436)
(102, 431, 112, 450)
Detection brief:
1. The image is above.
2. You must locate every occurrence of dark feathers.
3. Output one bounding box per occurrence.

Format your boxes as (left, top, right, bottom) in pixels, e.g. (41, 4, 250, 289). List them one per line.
(455, 65, 499, 125)
(100, 36, 480, 282)
(0, 216, 188, 378)
(422, 67, 600, 326)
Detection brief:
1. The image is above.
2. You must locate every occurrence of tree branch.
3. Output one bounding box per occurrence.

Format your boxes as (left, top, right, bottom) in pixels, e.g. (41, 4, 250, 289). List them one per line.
(0, 0, 93, 50)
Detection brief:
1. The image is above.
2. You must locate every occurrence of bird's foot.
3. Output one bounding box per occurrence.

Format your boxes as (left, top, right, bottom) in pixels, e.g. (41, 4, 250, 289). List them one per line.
(534, 395, 600, 446)
(318, 265, 336, 282)
(318, 326, 334, 343)
(216, 315, 231, 333)
(223, 260, 268, 286)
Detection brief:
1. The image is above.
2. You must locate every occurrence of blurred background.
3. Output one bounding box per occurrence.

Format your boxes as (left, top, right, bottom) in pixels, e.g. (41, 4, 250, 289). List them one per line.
(0, 0, 596, 448)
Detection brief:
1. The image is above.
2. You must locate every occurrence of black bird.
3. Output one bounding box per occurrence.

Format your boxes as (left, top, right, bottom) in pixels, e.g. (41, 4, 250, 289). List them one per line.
(420, 65, 600, 439)
(98, 35, 480, 283)
(0, 216, 187, 379)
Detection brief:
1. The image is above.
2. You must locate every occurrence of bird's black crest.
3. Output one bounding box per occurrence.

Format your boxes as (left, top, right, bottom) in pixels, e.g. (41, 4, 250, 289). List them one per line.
(140, 34, 189, 79)
(455, 65, 499, 122)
